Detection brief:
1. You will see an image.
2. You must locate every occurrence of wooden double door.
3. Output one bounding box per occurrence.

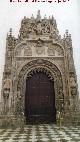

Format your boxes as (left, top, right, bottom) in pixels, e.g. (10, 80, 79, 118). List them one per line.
(25, 72, 56, 124)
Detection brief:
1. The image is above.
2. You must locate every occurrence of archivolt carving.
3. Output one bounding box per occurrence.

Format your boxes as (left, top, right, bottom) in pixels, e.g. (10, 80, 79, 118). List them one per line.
(27, 68, 54, 81)
(16, 59, 63, 115)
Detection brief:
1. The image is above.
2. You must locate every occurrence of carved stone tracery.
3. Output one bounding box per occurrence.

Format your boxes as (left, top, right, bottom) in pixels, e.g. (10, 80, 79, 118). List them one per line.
(48, 44, 64, 56)
(16, 59, 63, 115)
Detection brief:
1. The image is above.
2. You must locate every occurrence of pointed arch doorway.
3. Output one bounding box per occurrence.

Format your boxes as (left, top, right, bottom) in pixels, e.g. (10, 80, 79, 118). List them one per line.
(25, 70, 56, 124)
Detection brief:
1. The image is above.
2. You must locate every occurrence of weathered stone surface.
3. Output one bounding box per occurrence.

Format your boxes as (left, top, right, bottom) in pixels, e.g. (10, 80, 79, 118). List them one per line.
(0, 10, 79, 127)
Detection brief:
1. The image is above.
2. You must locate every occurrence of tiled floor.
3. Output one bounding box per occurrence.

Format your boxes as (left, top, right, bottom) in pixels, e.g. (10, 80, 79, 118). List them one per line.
(0, 124, 80, 142)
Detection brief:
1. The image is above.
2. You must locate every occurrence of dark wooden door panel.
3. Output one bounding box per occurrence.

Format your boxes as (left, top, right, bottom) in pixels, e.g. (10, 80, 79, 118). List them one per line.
(25, 72, 56, 124)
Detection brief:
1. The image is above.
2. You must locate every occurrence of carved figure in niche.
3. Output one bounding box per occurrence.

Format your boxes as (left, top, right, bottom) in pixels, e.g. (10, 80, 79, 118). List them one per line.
(36, 23, 42, 35)
(3, 79, 11, 89)
(44, 24, 50, 34)
(3, 79, 11, 99)
(44, 22, 50, 34)
(52, 30, 57, 40)
(31, 24, 36, 35)
(70, 76, 76, 87)
(70, 72, 76, 97)
(27, 24, 33, 34)
(24, 46, 32, 56)
(69, 72, 76, 87)
(20, 28, 27, 38)
(71, 87, 77, 96)
(42, 25, 45, 34)
(3, 88, 10, 114)
(3, 88, 10, 99)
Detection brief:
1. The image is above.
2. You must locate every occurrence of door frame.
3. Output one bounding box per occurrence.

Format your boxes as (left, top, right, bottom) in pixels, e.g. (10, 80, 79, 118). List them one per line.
(25, 71, 56, 123)
(17, 59, 64, 119)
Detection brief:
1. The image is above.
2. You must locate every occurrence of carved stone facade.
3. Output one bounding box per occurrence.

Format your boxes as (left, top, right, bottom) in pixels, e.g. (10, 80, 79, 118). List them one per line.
(0, 10, 79, 126)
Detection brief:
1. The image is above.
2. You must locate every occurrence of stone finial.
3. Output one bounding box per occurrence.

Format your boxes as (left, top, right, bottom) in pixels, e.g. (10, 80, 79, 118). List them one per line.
(44, 14, 47, 20)
(52, 15, 54, 21)
(24, 16, 26, 19)
(63, 34, 65, 39)
(31, 14, 34, 20)
(52, 15, 55, 24)
(49, 16, 51, 20)
(36, 10, 41, 22)
(31, 14, 35, 23)
(9, 28, 12, 36)
(21, 16, 26, 24)
(65, 30, 72, 41)
(51, 15, 57, 29)
(65, 29, 69, 37)
(69, 33, 72, 45)
(69, 34, 71, 39)
(64, 30, 72, 48)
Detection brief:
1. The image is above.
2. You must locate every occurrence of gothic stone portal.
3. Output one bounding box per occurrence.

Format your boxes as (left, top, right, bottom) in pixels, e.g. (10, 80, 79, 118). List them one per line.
(17, 60, 63, 124)
(25, 71, 56, 124)
(1, 11, 78, 126)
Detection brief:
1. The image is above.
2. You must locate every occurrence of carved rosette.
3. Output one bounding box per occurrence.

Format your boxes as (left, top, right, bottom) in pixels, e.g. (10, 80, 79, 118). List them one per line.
(36, 46, 45, 55)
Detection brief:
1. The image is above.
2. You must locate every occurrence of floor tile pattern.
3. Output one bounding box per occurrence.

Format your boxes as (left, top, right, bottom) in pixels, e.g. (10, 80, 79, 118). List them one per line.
(0, 124, 80, 142)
